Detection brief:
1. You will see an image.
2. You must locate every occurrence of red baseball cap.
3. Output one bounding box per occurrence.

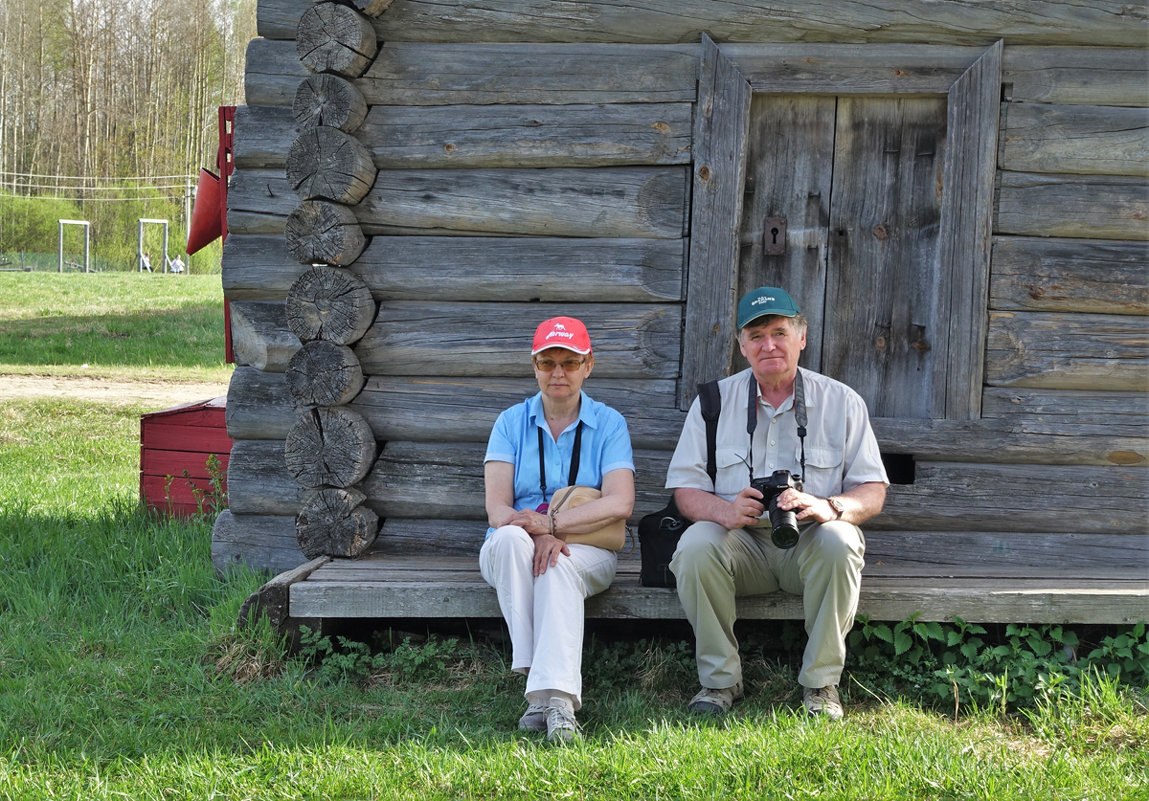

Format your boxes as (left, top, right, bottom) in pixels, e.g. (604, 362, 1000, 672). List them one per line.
(531, 316, 592, 355)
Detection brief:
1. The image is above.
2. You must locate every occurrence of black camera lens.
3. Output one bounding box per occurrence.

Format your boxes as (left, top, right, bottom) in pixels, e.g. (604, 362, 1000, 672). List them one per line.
(767, 497, 800, 549)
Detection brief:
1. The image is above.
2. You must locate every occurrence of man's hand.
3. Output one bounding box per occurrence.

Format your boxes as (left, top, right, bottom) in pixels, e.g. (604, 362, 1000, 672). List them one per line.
(774, 488, 837, 525)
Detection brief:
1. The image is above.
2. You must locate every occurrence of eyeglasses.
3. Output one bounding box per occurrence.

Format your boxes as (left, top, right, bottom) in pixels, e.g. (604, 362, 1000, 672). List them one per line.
(533, 357, 586, 373)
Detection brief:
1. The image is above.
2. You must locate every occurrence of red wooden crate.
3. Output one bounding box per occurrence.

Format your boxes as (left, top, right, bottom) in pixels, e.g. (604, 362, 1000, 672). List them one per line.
(140, 396, 233, 516)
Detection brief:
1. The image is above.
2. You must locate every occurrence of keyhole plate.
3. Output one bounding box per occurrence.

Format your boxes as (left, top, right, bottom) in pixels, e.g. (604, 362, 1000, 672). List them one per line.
(763, 216, 787, 255)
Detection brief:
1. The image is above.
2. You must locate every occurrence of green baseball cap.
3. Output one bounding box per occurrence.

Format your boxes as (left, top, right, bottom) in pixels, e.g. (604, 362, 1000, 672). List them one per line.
(737, 286, 800, 329)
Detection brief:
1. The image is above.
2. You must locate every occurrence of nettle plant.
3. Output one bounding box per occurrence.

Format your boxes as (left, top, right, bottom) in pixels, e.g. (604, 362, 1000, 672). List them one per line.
(846, 614, 1149, 713)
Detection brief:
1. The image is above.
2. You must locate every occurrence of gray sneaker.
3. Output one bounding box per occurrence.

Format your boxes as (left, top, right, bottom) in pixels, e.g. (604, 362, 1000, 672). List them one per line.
(518, 703, 547, 732)
(545, 704, 579, 744)
(802, 685, 844, 721)
(688, 681, 744, 715)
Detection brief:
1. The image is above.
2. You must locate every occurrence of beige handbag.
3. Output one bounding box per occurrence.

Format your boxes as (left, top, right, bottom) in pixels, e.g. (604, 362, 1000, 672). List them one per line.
(548, 485, 627, 551)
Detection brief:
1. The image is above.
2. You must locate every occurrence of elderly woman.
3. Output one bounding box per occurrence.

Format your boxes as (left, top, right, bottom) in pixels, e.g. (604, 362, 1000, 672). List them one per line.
(480, 316, 635, 743)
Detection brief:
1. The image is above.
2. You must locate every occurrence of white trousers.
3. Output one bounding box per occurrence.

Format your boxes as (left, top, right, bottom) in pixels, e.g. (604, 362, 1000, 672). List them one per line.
(670, 520, 865, 690)
(479, 525, 617, 710)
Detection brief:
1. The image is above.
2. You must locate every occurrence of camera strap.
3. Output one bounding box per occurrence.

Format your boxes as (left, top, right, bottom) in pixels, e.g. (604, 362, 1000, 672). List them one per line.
(537, 421, 583, 500)
(745, 368, 807, 482)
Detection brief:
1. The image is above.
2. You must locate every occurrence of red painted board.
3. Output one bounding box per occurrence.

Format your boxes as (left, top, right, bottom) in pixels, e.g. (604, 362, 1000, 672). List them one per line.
(140, 423, 233, 453)
(140, 474, 227, 514)
(141, 448, 230, 480)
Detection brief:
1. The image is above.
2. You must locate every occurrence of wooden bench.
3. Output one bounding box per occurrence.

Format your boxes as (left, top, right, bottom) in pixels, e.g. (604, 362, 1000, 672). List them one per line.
(239, 529, 1149, 633)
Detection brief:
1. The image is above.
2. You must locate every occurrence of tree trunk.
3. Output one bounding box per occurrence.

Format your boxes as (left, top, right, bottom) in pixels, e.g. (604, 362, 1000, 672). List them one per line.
(284, 407, 377, 489)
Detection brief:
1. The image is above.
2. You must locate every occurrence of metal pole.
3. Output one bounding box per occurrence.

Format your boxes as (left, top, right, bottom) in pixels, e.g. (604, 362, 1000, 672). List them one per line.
(57, 221, 63, 273)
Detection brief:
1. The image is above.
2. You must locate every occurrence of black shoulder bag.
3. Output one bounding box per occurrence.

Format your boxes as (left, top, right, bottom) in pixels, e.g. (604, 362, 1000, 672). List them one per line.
(638, 381, 721, 588)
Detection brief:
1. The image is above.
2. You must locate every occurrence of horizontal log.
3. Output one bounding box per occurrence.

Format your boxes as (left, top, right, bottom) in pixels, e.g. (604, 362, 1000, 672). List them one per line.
(296, 2, 377, 77)
(989, 237, 1149, 315)
(257, 0, 1147, 48)
(985, 311, 1149, 391)
(235, 103, 692, 169)
(367, 522, 1148, 577)
(996, 172, 1149, 240)
(285, 266, 376, 344)
(286, 126, 377, 204)
(284, 202, 367, 267)
(363, 441, 673, 520)
(229, 301, 300, 371)
(877, 462, 1147, 534)
(293, 74, 368, 132)
(363, 442, 1147, 534)
(228, 167, 689, 238)
(296, 487, 379, 559)
(243, 39, 698, 106)
(354, 302, 682, 378)
(211, 510, 301, 575)
(285, 407, 377, 489)
(1004, 47, 1149, 107)
(226, 439, 309, 515)
(225, 368, 1147, 466)
(1000, 103, 1149, 176)
(222, 234, 685, 302)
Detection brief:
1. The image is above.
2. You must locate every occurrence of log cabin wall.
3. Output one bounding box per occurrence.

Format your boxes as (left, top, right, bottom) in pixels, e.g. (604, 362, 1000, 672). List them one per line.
(213, 0, 1148, 579)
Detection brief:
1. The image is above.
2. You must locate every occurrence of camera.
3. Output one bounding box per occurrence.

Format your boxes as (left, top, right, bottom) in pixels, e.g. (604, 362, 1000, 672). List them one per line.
(749, 470, 802, 549)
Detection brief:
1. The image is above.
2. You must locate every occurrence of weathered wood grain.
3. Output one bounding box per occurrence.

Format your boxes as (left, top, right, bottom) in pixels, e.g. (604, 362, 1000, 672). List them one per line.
(989, 237, 1149, 315)
(229, 301, 300, 371)
(236, 555, 330, 627)
(285, 341, 365, 407)
(257, 0, 1148, 48)
(285, 266, 376, 344)
(293, 74, 368, 132)
(284, 407, 377, 489)
(296, 487, 379, 559)
(681, 35, 750, 410)
(938, 40, 1003, 421)
(353, 302, 681, 378)
(243, 39, 698, 106)
(286, 126, 377, 204)
(363, 441, 673, 519)
(878, 461, 1147, 534)
(996, 172, 1149, 240)
(225, 368, 1147, 466)
(222, 234, 685, 302)
(296, 2, 377, 77)
(1004, 47, 1149, 107)
(821, 94, 949, 420)
(1001, 103, 1149, 177)
(738, 94, 835, 373)
(228, 167, 689, 238)
(288, 558, 1149, 624)
(212, 510, 301, 575)
(985, 311, 1149, 391)
(723, 43, 986, 94)
(236, 102, 692, 169)
(284, 202, 367, 267)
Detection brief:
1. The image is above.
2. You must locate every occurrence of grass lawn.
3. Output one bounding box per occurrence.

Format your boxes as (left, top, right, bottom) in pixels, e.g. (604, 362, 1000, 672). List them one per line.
(0, 275, 1146, 799)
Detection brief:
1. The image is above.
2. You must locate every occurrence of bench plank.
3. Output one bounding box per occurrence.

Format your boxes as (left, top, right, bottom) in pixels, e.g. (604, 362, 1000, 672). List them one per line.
(288, 554, 1149, 624)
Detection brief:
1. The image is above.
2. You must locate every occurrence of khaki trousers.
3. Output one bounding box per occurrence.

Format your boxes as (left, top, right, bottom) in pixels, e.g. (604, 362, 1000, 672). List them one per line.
(670, 519, 865, 690)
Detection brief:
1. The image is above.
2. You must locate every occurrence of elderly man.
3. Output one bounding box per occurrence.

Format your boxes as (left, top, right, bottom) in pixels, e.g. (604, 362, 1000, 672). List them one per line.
(665, 286, 888, 720)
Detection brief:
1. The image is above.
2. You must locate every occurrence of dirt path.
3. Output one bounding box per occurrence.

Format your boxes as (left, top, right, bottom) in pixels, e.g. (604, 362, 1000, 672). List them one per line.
(0, 374, 230, 408)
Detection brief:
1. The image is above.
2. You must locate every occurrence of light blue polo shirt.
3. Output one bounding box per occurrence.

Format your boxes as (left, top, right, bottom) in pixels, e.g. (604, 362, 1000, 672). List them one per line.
(484, 391, 634, 533)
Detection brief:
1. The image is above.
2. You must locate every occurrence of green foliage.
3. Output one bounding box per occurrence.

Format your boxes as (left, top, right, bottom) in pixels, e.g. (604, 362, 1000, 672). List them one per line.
(0, 192, 84, 254)
(295, 630, 469, 686)
(848, 614, 1149, 714)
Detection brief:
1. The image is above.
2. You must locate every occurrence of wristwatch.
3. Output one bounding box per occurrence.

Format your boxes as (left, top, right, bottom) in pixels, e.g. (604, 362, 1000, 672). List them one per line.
(827, 497, 845, 520)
